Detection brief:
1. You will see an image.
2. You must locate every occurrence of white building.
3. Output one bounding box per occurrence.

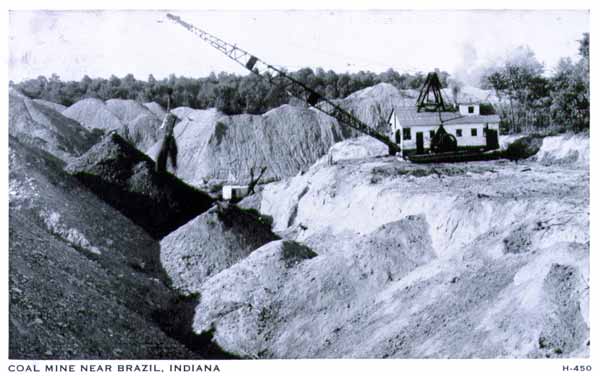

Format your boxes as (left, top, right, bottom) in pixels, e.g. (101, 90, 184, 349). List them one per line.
(387, 102, 501, 155)
(222, 185, 250, 201)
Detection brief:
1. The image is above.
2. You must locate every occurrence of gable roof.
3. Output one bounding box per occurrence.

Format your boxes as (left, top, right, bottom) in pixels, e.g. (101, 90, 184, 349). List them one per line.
(392, 107, 500, 127)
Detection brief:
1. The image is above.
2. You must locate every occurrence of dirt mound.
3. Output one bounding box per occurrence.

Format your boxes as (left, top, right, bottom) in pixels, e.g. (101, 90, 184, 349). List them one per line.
(504, 135, 544, 161)
(63, 98, 123, 131)
(161, 203, 279, 295)
(143, 102, 167, 119)
(9, 91, 98, 162)
(105, 99, 162, 150)
(105, 99, 155, 123)
(193, 217, 436, 358)
(65, 133, 214, 239)
(33, 99, 67, 112)
(187, 137, 588, 358)
(327, 136, 389, 163)
(9, 137, 196, 359)
(146, 105, 347, 187)
(124, 113, 162, 151)
(534, 133, 589, 167)
(145, 85, 422, 187)
(334, 83, 417, 133)
(63, 98, 161, 151)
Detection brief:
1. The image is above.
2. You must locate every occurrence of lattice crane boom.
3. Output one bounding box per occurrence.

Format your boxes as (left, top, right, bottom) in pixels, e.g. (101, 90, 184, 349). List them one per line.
(165, 13, 400, 155)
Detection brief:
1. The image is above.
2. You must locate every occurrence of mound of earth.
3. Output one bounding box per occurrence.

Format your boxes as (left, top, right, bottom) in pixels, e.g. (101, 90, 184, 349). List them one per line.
(327, 136, 389, 163)
(193, 217, 435, 358)
(161, 203, 279, 295)
(146, 105, 348, 186)
(333, 83, 418, 133)
(146, 84, 424, 187)
(9, 90, 98, 162)
(143, 102, 167, 119)
(63, 98, 162, 151)
(65, 133, 214, 239)
(33, 99, 67, 112)
(63, 98, 123, 131)
(504, 135, 544, 161)
(105, 99, 163, 150)
(187, 138, 589, 358)
(534, 133, 589, 166)
(9, 137, 196, 359)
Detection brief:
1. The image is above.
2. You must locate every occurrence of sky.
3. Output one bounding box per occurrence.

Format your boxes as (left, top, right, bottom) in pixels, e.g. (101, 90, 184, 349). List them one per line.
(8, 9, 590, 83)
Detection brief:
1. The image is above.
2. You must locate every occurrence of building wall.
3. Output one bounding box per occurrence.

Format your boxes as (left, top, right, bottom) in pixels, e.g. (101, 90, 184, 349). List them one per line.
(459, 104, 480, 116)
(389, 117, 499, 151)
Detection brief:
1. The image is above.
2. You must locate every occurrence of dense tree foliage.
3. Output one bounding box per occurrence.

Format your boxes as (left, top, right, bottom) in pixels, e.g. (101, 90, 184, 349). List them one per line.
(550, 33, 590, 132)
(11, 68, 445, 115)
(481, 33, 589, 133)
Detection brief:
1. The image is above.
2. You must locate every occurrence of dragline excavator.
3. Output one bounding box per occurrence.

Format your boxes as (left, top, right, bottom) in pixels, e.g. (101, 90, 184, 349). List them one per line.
(163, 13, 401, 156)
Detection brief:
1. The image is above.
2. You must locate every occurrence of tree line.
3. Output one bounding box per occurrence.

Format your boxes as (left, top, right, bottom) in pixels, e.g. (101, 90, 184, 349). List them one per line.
(11, 33, 589, 134)
(11, 68, 448, 116)
(477, 33, 589, 133)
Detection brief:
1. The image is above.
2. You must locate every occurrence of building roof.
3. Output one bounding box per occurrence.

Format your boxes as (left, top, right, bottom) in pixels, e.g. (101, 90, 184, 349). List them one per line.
(392, 107, 500, 127)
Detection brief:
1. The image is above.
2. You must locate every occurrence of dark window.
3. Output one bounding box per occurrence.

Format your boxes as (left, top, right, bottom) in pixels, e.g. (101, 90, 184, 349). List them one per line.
(456, 129, 462, 137)
(429, 130, 435, 138)
(468, 106, 474, 114)
(471, 128, 477, 136)
(403, 127, 411, 140)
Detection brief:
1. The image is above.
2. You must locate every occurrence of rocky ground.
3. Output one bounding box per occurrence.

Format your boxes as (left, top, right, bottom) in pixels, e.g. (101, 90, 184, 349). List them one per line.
(9, 137, 197, 359)
(188, 136, 589, 358)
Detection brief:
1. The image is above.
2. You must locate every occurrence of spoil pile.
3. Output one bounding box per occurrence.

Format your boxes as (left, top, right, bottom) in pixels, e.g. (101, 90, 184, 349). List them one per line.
(146, 105, 347, 187)
(161, 203, 279, 294)
(145, 84, 422, 187)
(185, 135, 589, 358)
(534, 132, 589, 166)
(143, 101, 167, 119)
(33, 99, 67, 113)
(9, 90, 98, 162)
(334, 83, 417, 133)
(105, 99, 162, 150)
(65, 133, 214, 239)
(63, 98, 162, 151)
(9, 136, 194, 359)
(62, 98, 123, 131)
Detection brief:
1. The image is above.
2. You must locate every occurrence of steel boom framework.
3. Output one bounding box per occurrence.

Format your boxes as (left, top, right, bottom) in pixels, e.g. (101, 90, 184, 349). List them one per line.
(165, 13, 401, 155)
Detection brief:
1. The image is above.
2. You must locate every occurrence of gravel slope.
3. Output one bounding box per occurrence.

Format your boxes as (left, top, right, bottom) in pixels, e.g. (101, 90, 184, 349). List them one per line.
(9, 137, 196, 359)
(160, 203, 279, 295)
(9, 90, 98, 162)
(63, 98, 162, 151)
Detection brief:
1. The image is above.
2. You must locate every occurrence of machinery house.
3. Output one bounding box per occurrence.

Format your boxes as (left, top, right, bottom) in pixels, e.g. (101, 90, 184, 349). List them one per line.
(388, 100, 501, 156)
